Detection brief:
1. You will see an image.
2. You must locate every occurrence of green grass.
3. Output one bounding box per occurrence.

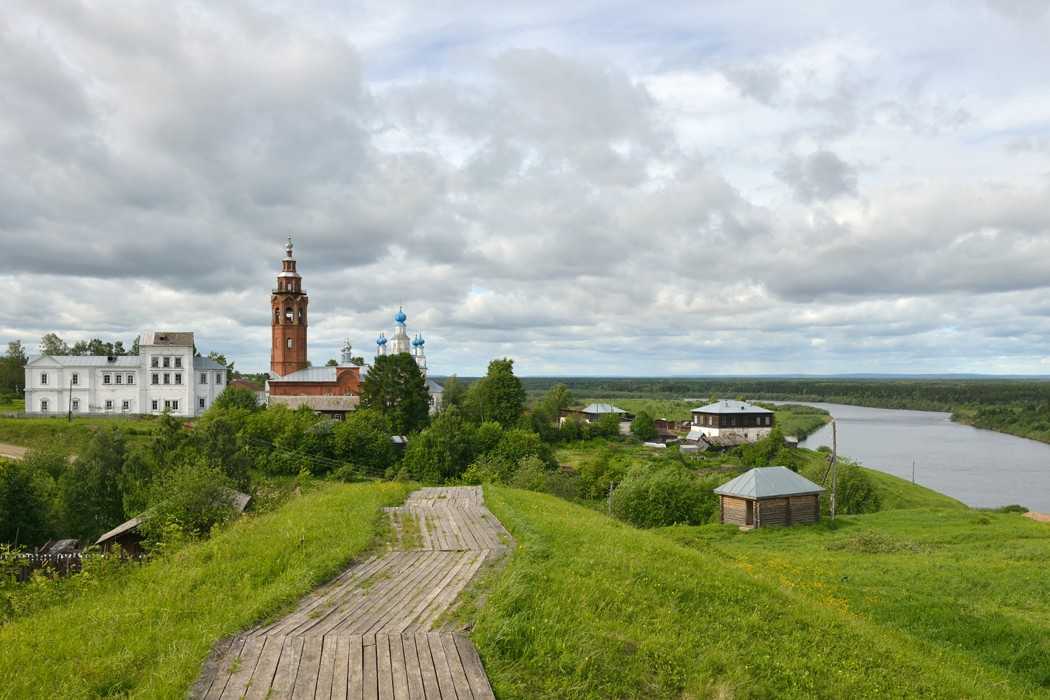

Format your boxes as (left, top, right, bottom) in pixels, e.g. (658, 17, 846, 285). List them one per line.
(474, 486, 1043, 699)
(0, 480, 412, 698)
(0, 414, 157, 452)
(661, 508, 1050, 693)
(0, 398, 24, 413)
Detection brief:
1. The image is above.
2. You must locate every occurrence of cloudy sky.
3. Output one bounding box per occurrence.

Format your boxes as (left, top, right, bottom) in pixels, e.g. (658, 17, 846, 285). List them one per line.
(3, 1, 1050, 375)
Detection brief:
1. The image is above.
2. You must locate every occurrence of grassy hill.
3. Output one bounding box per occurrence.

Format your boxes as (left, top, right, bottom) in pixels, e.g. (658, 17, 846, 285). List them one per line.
(0, 414, 157, 452)
(473, 485, 1049, 699)
(0, 481, 410, 698)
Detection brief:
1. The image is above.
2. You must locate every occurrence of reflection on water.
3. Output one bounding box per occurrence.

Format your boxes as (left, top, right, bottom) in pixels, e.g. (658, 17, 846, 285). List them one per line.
(788, 402, 1050, 512)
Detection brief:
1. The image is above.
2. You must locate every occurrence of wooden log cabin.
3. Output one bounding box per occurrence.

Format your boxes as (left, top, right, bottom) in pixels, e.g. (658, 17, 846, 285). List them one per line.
(714, 467, 824, 528)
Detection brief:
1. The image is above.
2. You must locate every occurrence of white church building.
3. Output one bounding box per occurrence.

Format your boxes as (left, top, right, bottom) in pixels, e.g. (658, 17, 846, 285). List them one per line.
(23, 331, 228, 418)
(375, 307, 443, 411)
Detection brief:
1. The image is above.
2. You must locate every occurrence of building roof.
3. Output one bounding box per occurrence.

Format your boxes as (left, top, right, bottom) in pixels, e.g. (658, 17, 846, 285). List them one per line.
(95, 516, 145, 545)
(141, 331, 195, 347)
(580, 403, 627, 415)
(427, 378, 443, 393)
(691, 399, 773, 414)
(714, 467, 825, 499)
(193, 356, 226, 370)
(268, 367, 339, 383)
(26, 354, 141, 367)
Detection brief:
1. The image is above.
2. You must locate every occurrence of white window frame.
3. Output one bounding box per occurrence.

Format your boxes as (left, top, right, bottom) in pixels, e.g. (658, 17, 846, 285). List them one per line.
(162, 357, 170, 368)
(122, 400, 130, 412)
(115, 374, 123, 385)
(152, 373, 159, 385)
(174, 373, 182, 385)
(40, 399, 49, 412)
(103, 373, 111, 385)
(199, 397, 206, 409)
(40, 372, 48, 386)
(72, 399, 80, 411)
(172, 400, 179, 411)
(105, 399, 114, 411)
(151, 400, 159, 411)
(200, 373, 207, 385)
(163, 373, 171, 385)
(287, 337, 293, 349)
(71, 372, 79, 386)
(216, 373, 223, 385)
(127, 373, 134, 385)
(174, 357, 182, 368)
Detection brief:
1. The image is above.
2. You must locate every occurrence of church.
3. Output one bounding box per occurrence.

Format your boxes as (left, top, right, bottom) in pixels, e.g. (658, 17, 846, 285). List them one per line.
(265, 239, 442, 417)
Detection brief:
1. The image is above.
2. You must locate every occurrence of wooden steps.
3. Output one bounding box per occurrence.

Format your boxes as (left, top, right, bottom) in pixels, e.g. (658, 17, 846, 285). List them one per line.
(197, 486, 508, 699)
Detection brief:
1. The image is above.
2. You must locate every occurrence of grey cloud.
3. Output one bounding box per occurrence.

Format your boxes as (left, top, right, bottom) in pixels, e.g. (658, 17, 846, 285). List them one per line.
(776, 150, 858, 203)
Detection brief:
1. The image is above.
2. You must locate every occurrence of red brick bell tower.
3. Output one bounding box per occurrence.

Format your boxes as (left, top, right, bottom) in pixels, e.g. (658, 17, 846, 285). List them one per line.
(270, 237, 309, 377)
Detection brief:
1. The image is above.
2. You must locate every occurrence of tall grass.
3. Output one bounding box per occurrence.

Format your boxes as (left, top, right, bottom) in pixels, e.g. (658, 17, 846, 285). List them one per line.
(474, 486, 1038, 699)
(0, 414, 157, 452)
(0, 481, 411, 698)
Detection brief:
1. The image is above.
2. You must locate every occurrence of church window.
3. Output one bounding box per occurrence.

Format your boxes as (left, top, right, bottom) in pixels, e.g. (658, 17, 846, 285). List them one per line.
(285, 307, 293, 323)
(274, 309, 280, 323)
(298, 308, 305, 323)
(174, 374, 182, 385)
(151, 400, 158, 411)
(216, 373, 223, 384)
(200, 373, 207, 384)
(41, 372, 48, 385)
(199, 398, 206, 409)
(105, 400, 113, 410)
(163, 357, 170, 368)
(72, 373, 78, 386)
(72, 399, 80, 411)
(163, 373, 171, 385)
(40, 399, 48, 412)
(174, 357, 182, 368)
(171, 400, 179, 411)
(127, 374, 134, 385)
(115, 374, 122, 385)
(287, 337, 294, 349)
(151, 356, 159, 368)
(122, 400, 130, 411)
(104, 374, 111, 385)
(152, 373, 159, 385)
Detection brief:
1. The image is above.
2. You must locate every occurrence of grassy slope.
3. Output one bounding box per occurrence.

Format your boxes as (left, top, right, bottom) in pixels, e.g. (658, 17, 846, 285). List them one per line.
(0, 415, 157, 452)
(661, 509, 1050, 693)
(0, 481, 411, 699)
(475, 486, 1036, 699)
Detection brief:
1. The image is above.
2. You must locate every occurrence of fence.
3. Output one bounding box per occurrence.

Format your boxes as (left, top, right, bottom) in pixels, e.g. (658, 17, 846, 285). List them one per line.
(2, 551, 144, 582)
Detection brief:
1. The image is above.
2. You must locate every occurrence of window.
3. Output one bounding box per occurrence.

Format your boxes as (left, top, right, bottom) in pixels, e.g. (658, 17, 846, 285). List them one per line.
(127, 374, 134, 385)
(105, 400, 113, 410)
(103, 373, 111, 385)
(163, 357, 170, 368)
(151, 373, 159, 385)
(287, 337, 293, 349)
(115, 374, 123, 385)
(164, 400, 171, 410)
(171, 400, 179, 411)
(41, 399, 49, 412)
(163, 373, 170, 385)
(122, 400, 130, 411)
(200, 373, 207, 385)
(151, 356, 159, 368)
(72, 399, 80, 411)
(40, 372, 48, 386)
(199, 398, 206, 409)
(216, 373, 223, 385)
(174, 373, 182, 385)
(72, 372, 79, 386)
(174, 357, 182, 368)
(285, 307, 293, 322)
(151, 400, 158, 411)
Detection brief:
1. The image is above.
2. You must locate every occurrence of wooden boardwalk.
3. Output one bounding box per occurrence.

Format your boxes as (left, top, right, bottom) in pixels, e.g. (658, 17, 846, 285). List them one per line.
(196, 486, 509, 700)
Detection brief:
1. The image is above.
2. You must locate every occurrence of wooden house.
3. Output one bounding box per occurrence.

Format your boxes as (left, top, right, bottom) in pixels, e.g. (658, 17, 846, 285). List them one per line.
(689, 400, 774, 443)
(714, 467, 824, 528)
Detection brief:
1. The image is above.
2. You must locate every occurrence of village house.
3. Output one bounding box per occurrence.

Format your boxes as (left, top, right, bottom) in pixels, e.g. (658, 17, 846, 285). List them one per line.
(686, 399, 774, 444)
(23, 331, 227, 418)
(715, 467, 824, 528)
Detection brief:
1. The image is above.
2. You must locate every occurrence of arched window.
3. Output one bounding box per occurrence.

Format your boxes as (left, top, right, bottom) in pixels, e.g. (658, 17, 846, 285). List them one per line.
(285, 307, 293, 323)
(287, 337, 294, 349)
(298, 308, 305, 323)
(274, 308, 280, 323)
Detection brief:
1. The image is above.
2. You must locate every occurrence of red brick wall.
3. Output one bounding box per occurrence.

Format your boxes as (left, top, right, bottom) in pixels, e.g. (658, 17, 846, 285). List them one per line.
(269, 366, 361, 396)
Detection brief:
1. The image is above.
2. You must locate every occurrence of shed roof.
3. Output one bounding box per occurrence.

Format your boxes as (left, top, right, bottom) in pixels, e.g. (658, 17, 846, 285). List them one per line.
(691, 399, 772, 414)
(580, 403, 627, 415)
(714, 467, 825, 499)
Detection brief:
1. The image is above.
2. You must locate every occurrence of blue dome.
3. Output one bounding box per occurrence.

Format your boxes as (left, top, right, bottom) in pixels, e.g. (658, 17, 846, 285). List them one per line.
(376, 334, 387, 346)
(394, 307, 407, 325)
(412, 335, 423, 348)
(416, 335, 425, 347)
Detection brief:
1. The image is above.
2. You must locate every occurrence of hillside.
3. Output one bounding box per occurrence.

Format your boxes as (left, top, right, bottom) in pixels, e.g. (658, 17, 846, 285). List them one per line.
(0, 481, 411, 698)
(472, 485, 1048, 699)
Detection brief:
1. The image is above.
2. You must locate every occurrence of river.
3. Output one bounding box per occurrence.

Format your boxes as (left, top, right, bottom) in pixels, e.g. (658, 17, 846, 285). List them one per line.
(789, 402, 1050, 512)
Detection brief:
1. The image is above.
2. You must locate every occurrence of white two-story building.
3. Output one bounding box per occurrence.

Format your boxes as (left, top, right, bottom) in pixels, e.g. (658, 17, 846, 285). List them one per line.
(23, 331, 227, 418)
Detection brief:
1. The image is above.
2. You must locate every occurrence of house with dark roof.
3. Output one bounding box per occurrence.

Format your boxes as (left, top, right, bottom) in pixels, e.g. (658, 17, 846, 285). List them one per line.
(687, 399, 774, 444)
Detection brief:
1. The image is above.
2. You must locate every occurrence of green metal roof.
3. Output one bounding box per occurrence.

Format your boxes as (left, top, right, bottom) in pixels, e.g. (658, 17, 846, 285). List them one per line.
(714, 466, 825, 499)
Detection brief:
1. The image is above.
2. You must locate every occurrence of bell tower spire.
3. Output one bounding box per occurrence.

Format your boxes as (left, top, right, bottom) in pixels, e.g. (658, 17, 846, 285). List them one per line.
(270, 236, 309, 377)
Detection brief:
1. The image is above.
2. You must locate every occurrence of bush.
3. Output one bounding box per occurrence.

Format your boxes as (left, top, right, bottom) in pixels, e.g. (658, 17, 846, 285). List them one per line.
(492, 428, 553, 468)
(834, 463, 881, 514)
(610, 465, 713, 528)
(462, 453, 514, 485)
(509, 456, 548, 491)
(630, 411, 658, 441)
(576, 447, 630, 500)
(332, 409, 397, 477)
(400, 406, 477, 483)
(140, 460, 236, 541)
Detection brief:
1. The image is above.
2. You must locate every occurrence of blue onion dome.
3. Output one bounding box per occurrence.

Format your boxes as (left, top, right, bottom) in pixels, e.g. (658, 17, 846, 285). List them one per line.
(395, 307, 407, 325)
(376, 333, 387, 346)
(416, 334, 425, 347)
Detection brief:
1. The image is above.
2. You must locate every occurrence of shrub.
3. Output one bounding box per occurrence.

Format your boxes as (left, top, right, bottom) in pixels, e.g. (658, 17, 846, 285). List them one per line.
(332, 409, 397, 476)
(400, 406, 477, 482)
(462, 453, 514, 485)
(630, 411, 658, 441)
(140, 460, 236, 541)
(509, 456, 548, 491)
(834, 463, 881, 515)
(576, 447, 630, 500)
(610, 465, 712, 528)
(492, 428, 553, 468)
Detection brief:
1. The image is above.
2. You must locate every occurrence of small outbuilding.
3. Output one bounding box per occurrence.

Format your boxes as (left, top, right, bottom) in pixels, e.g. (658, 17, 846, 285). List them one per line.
(714, 467, 824, 528)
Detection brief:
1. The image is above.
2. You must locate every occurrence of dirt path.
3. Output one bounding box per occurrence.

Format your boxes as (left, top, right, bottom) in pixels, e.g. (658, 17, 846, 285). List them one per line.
(0, 443, 27, 461)
(194, 486, 511, 699)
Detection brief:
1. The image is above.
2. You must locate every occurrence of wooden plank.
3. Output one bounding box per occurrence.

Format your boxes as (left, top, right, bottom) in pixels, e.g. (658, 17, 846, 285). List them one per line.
(454, 634, 495, 700)
(389, 634, 411, 700)
(349, 635, 365, 700)
(381, 553, 465, 634)
(331, 636, 351, 700)
(292, 635, 324, 699)
(425, 632, 459, 700)
(315, 635, 338, 700)
(269, 636, 305, 698)
(204, 637, 246, 700)
(414, 632, 442, 700)
(401, 634, 427, 700)
(441, 633, 474, 700)
(377, 635, 394, 700)
(362, 637, 379, 700)
(243, 635, 284, 700)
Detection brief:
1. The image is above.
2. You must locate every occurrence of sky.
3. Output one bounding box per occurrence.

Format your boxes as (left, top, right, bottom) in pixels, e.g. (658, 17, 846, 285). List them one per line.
(3, 0, 1050, 376)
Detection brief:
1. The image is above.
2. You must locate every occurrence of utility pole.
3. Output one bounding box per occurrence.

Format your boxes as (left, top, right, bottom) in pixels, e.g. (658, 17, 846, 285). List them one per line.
(912, 459, 916, 485)
(830, 420, 838, 521)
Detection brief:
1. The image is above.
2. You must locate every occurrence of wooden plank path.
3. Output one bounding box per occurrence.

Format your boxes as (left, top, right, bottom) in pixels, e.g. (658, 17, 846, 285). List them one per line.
(196, 486, 509, 699)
